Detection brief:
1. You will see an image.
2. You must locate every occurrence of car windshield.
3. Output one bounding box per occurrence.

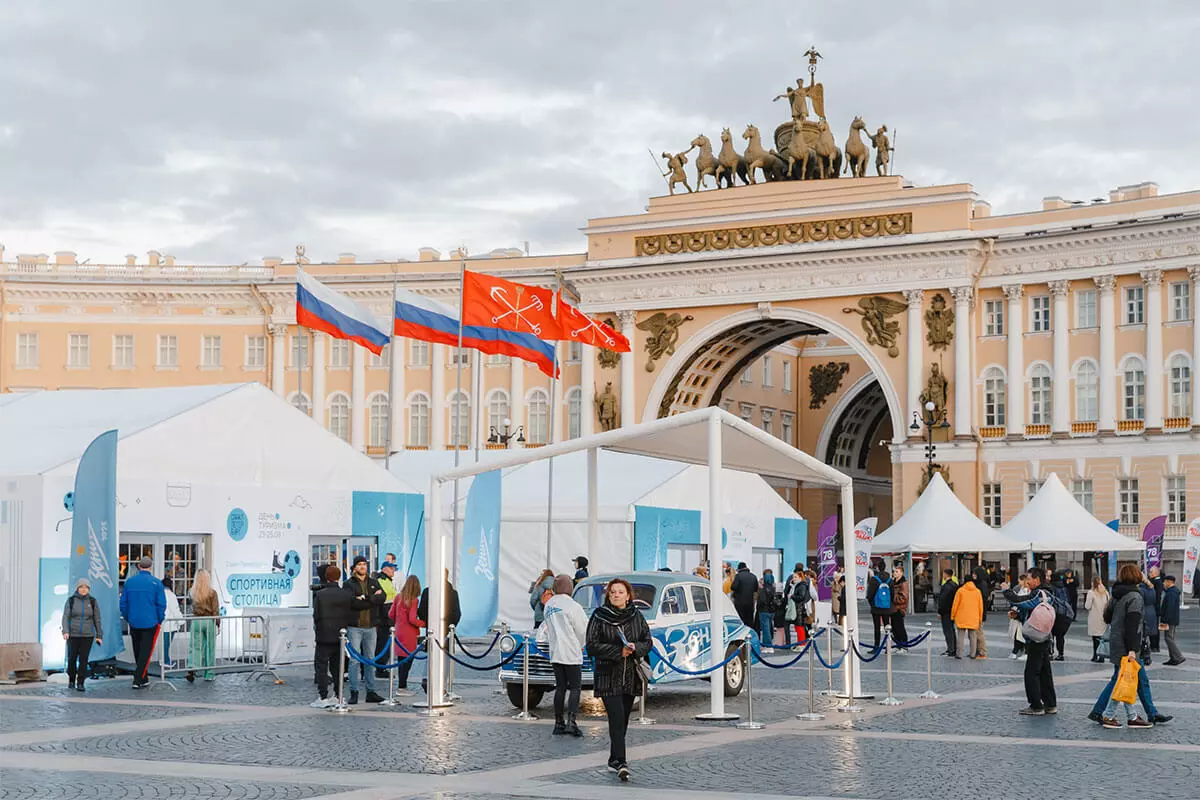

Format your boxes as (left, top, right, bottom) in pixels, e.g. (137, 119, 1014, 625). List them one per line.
(574, 582, 658, 620)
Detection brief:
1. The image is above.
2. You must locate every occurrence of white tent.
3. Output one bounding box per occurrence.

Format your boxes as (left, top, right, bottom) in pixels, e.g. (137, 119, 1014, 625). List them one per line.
(871, 473, 1027, 553)
(1001, 473, 1146, 552)
(391, 449, 803, 628)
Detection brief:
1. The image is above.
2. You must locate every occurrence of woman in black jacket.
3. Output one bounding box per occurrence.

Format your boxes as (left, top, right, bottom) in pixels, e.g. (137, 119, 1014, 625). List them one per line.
(585, 578, 652, 782)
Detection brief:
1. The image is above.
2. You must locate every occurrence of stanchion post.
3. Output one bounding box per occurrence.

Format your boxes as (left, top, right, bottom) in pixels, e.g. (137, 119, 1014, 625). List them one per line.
(920, 621, 940, 700)
(512, 639, 538, 721)
(796, 638, 824, 721)
(634, 666, 656, 726)
(837, 627, 864, 713)
(735, 639, 764, 730)
(329, 628, 352, 714)
(879, 624, 902, 706)
(380, 630, 400, 707)
(446, 624, 462, 702)
(818, 629, 837, 696)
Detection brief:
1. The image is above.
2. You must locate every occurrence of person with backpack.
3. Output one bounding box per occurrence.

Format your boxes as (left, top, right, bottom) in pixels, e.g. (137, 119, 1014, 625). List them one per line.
(757, 571, 778, 651)
(936, 568, 959, 657)
(1048, 571, 1076, 661)
(867, 565, 893, 648)
(1140, 571, 1160, 658)
(785, 571, 814, 642)
(1005, 573, 1031, 660)
(61, 578, 103, 691)
(1095, 563, 1155, 729)
(1007, 567, 1058, 716)
(950, 574, 984, 658)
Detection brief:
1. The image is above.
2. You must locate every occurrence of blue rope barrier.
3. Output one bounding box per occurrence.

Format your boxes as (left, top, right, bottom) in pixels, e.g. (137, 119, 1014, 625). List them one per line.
(751, 639, 813, 669)
(890, 630, 932, 649)
(811, 637, 849, 670)
(850, 638, 887, 663)
(650, 641, 743, 676)
(452, 631, 502, 660)
(435, 638, 525, 671)
(345, 639, 427, 670)
(392, 635, 427, 661)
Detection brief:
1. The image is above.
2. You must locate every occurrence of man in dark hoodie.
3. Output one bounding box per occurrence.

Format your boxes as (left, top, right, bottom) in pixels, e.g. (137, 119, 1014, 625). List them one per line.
(729, 562, 759, 630)
(1161, 575, 1186, 666)
(311, 565, 354, 707)
(936, 568, 959, 657)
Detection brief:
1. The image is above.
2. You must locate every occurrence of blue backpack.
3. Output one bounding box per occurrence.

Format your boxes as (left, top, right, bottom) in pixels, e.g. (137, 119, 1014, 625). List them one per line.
(873, 577, 892, 610)
(1051, 586, 1075, 622)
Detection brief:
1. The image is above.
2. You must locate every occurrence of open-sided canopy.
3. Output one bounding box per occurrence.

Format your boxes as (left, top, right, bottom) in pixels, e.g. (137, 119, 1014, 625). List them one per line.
(871, 473, 1026, 553)
(1001, 473, 1145, 552)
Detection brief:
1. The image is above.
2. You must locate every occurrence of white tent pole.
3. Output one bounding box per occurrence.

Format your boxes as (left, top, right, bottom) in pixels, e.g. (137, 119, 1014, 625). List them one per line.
(427, 478, 445, 703)
(586, 447, 599, 569)
(839, 480, 862, 698)
(906, 552, 914, 616)
(705, 411, 726, 718)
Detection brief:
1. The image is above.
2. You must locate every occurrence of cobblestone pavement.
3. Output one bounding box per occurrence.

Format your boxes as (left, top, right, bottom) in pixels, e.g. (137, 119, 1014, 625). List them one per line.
(1, 609, 1195, 800)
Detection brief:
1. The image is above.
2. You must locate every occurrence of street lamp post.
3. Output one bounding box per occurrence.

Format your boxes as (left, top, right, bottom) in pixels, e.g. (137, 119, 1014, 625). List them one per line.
(488, 417, 525, 448)
(909, 400, 951, 484)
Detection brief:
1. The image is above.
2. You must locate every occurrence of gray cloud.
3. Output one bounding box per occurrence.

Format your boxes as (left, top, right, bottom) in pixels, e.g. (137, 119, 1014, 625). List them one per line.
(0, 1, 1195, 264)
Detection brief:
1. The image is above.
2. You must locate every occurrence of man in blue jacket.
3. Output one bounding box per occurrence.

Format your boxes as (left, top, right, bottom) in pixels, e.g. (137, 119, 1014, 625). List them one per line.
(119, 556, 166, 688)
(1161, 575, 1186, 666)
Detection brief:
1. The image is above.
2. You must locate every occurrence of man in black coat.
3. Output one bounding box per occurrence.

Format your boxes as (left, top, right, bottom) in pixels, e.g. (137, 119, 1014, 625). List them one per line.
(311, 565, 355, 706)
(729, 562, 759, 630)
(343, 556, 386, 703)
(936, 568, 959, 657)
(1161, 575, 1186, 666)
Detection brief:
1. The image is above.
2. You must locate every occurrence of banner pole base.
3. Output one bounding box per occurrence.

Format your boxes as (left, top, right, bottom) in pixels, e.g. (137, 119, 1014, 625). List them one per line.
(796, 711, 825, 721)
(694, 712, 740, 721)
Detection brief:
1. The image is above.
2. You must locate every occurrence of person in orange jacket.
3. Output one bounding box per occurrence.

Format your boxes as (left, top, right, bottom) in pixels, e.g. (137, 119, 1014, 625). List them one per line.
(951, 576, 985, 659)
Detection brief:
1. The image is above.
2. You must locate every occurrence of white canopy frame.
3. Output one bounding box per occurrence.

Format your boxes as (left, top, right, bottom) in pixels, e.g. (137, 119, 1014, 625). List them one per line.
(425, 406, 858, 719)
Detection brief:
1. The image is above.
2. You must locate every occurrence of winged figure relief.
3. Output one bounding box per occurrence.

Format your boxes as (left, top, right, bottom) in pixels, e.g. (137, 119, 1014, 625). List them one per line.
(842, 296, 907, 357)
(637, 312, 695, 372)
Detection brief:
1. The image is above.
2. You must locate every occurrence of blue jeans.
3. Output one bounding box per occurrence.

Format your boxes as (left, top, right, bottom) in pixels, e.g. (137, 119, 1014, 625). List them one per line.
(1091, 662, 1158, 717)
(345, 627, 378, 694)
(759, 612, 775, 647)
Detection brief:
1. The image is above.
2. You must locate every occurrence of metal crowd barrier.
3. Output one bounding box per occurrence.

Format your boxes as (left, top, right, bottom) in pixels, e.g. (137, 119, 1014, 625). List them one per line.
(154, 614, 278, 689)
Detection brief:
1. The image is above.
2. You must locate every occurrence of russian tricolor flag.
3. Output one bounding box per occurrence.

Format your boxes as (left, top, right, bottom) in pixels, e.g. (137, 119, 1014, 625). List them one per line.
(393, 287, 462, 348)
(295, 269, 391, 355)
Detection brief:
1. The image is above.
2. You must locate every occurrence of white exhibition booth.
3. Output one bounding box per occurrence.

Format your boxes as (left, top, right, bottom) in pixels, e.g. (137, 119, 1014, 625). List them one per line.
(392, 449, 806, 629)
(1002, 473, 1147, 555)
(0, 383, 420, 669)
(871, 473, 1025, 554)
(422, 406, 857, 721)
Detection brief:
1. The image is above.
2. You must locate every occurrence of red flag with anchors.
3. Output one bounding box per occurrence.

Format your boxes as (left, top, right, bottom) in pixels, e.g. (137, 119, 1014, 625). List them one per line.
(554, 293, 631, 352)
(461, 271, 563, 340)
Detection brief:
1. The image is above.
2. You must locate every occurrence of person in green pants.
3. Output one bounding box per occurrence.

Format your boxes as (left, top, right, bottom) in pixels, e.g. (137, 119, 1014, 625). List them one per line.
(188, 570, 220, 682)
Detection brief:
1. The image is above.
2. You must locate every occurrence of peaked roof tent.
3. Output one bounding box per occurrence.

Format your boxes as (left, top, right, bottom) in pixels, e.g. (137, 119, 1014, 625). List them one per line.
(871, 473, 1026, 553)
(1001, 473, 1145, 552)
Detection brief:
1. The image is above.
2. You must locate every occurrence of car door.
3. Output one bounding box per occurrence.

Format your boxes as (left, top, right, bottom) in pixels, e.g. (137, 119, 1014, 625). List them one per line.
(652, 583, 695, 683)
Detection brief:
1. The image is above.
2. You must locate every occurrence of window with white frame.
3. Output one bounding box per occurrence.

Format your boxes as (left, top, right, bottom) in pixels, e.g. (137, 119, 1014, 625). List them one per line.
(327, 338, 350, 368)
(1170, 281, 1191, 322)
(720, 399, 733, 412)
(566, 387, 582, 440)
(486, 353, 510, 366)
(1118, 478, 1139, 525)
(739, 403, 753, 422)
(782, 361, 793, 392)
(984, 300, 1004, 336)
(1076, 289, 1097, 328)
(16, 332, 37, 368)
(487, 390, 510, 435)
(983, 367, 1006, 426)
(245, 335, 266, 369)
(111, 334, 134, 369)
(449, 391, 470, 446)
(760, 408, 774, 434)
(1072, 478, 1094, 513)
(982, 483, 1002, 527)
(780, 412, 794, 444)
(289, 334, 308, 369)
(1074, 360, 1099, 421)
(763, 356, 773, 388)
(68, 333, 90, 368)
(201, 335, 222, 368)
(408, 394, 430, 447)
(290, 392, 311, 415)
(566, 341, 582, 363)
(1029, 364, 1052, 425)
(368, 344, 389, 368)
(448, 347, 470, 367)
(1124, 286, 1144, 325)
(1122, 359, 1145, 421)
(526, 389, 548, 445)
(740, 367, 752, 385)
(1166, 475, 1187, 524)
(157, 334, 178, 368)
(368, 394, 389, 448)
(1025, 479, 1045, 504)
(328, 394, 350, 441)
(1168, 355, 1191, 418)
(410, 340, 429, 367)
(1031, 295, 1051, 332)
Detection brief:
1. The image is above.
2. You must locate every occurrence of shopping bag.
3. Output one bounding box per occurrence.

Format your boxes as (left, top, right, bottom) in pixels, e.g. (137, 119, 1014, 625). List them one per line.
(1097, 627, 1110, 660)
(1112, 655, 1140, 705)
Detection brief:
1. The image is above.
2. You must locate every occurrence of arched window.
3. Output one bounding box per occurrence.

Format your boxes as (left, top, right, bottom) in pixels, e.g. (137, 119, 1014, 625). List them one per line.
(448, 391, 469, 447)
(328, 393, 350, 441)
(1074, 360, 1098, 422)
(368, 394, 389, 448)
(1122, 357, 1145, 421)
(1029, 364, 1052, 425)
(983, 367, 1006, 427)
(1168, 354, 1192, 418)
(289, 392, 310, 415)
(408, 394, 430, 447)
(527, 389, 549, 444)
(566, 387, 582, 440)
(487, 390, 510, 436)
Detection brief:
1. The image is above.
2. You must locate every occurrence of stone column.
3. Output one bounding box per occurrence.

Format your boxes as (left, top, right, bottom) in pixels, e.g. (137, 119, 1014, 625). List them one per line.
(390, 335, 405, 451)
(580, 344, 596, 437)
(1095, 275, 1117, 432)
(431, 343, 446, 449)
(1142, 269, 1164, 430)
(1191, 267, 1200, 426)
(270, 324, 287, 396)
(618, 310, 637, 427)
(509, 352, 524, 448)
(351, 345, 366, 451)
(950, 287, 974, 437)
(312, 333, 327, 426)
(1049, 281, 1070, 435)
(1003, 284, 1025, 436)
(903, 289, 924, 437)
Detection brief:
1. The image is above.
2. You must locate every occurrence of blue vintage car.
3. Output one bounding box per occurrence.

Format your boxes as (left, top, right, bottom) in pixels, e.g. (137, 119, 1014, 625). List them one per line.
(498, 572, 755, 709)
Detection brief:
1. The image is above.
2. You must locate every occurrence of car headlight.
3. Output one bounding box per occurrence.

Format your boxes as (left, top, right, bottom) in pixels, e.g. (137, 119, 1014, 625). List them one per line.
(499, 634, 517, 654)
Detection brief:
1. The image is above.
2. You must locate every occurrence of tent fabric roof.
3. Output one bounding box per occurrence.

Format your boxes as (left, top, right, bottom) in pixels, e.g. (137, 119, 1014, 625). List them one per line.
(871, 473, 1027, 553)
(1001, 473, 1145, 552)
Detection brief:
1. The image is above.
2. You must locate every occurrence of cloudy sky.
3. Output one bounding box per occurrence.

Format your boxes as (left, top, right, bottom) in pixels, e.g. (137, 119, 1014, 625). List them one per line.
(0, 2, 1195, 265)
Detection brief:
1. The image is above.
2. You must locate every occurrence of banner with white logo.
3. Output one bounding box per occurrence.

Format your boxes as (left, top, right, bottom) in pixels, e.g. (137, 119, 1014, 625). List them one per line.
(853, 517, 879, 601)
(457, 470, 502, 637)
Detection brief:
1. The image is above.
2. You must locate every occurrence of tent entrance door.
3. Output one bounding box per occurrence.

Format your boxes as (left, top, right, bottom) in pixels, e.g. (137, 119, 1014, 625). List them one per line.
(118, 533, 209, 614)
(752, 547, 783, 585)
(310, 536, 379, 583)
(667, 543, 706, 574)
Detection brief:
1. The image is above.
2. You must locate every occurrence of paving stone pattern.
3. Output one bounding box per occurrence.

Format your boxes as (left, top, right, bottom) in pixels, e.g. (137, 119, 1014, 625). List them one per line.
(0, 699, 215, 734)
(0, 769, 346, 800)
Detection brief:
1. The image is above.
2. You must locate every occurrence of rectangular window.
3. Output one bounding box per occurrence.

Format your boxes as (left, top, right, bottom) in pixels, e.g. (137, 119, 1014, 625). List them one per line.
(410, 340, 429, 367)
(328, 339, 350, 368)
(762, 356, 773, 388)
(157, 334, 178, 368)
(782, 361, 793, 392)
(1166, 476, 1187, 524)
(566, 341, 582, 363)
(68, 333, 90, 368)
(780, 413, 793, 444)
(201, 335, 222, 368)
(720, 399, 733, 412)
(739, 403, 753, 422)
(16, 332, 38, 368)
(1030, 295, 1051, 332)
(1124, 286, 1144, 325)
(984, 300, 1004, 336)
(486, 353, 510, 366)
(760, 408, 774, 434)
(448, 347, 470, 367)
(1118, 478, 1139, 526)
(245, 335, 266, 369)
(368, 344, 389, 368)
(1076, 289, 1097, 328)
(1025, 479, 1045, 504)
(112, 334, 134, 369)
(1072, 478, 1094, 514)
(740, 367, 752, 385)
(289, 335, 308, 369)
(982, 483, 1002, 528)
(1170, 281, 1191, 322)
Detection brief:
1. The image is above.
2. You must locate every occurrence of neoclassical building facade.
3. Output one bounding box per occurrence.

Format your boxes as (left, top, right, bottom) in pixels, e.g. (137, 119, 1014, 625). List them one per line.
(2, 175, 1197, 561)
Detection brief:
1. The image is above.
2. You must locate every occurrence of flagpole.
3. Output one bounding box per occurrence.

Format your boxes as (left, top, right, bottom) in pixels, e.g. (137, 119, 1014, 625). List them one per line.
(295, 245, 308, 416)
(384, 271, 398, 472)
(544, 273, 562, 570)
(450, 250, 468, 585)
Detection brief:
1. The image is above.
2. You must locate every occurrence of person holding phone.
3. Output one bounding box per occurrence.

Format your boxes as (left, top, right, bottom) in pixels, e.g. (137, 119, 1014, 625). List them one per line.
(585, 578, 651, 782)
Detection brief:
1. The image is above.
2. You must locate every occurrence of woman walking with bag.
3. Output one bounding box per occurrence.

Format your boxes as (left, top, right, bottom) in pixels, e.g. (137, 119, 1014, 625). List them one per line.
(389, 575, 424, 695)
(1085, 576, 1109, 663)
(585, 578, 651, 782)
(188, 570, 220, 682)
(1098, 564, 1153, 729)
(61, 578, 102, 691)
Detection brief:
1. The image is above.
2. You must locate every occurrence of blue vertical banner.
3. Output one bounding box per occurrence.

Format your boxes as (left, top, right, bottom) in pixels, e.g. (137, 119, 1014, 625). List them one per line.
(633, 506, 701, 570)
(773, 518, 808, 580)
(456, 470, 502, 637)
(68, 430, 122, 662)
(1105, 519, 1120, 578)
(351, 491, 426, 583)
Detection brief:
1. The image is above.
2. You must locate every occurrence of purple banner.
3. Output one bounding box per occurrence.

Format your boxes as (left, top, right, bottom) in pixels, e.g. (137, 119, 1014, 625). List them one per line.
(816, 515, 838, 602)
(1142, 515, 1167, 572)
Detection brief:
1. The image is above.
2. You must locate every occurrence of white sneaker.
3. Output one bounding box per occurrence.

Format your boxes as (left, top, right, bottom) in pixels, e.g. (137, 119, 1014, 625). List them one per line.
(1010, 653, 1019, 660)
(395, 688, 414, 697)
(310, 697, 333, 708)
(761, 647, 775, 655)
(1018, 654, 1027, 661)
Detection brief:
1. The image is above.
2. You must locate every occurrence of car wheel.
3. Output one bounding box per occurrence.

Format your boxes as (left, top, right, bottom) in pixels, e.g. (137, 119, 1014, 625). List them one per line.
(722, 643, 746, 696)
(505, 682, 545, 709)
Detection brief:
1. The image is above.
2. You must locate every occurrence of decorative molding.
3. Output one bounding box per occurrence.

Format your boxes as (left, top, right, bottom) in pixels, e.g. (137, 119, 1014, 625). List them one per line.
(1047, 280, 1070, 298)
(633, 213, 913, 257)
(1002, 284, 1024, 302)
(1094, 275, 1117, 293)
(902, 288, 924, 305)
(950, 286, 974, 306)
(616, 310, 637, 327)
(1139, 268, 1163, 288)
(1188, 265, 1200, 282)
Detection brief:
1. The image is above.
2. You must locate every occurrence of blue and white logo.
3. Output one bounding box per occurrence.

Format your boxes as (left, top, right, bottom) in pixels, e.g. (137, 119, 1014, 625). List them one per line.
(282, 549, 302, 579)
(227, 508, 248, 541)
